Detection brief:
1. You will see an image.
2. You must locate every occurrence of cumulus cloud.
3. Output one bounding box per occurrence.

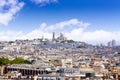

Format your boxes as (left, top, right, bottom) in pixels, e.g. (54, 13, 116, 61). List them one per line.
(0, 0, 24, 25)
(31, 0, 58, 6)
(0, 30, 23, 41)
(18, 19, 89, 40)
(66, 29, 120, 44)
(38, 19, 90, 32)
(20, 19, 120, 44)
(0, 19, 120, 45)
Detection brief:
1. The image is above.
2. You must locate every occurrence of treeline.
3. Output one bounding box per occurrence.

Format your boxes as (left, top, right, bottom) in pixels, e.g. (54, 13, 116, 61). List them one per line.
(61, 40, 75, 43)
(0, 57, 31, 66)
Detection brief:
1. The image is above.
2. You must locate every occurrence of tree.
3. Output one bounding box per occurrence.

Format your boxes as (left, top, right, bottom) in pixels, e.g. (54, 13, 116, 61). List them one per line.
(24, 60, 32, 64)
(0, 57, 10, 66)
(11, 57, 25, 64)
(67, 40, 74, 43)
(0, 57, 33, 66)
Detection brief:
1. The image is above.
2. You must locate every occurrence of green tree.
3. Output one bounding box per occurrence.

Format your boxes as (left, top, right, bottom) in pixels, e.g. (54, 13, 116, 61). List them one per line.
(24, 60, 32, 64)
(11, 57, 25, 64)
(67, 40, 75, 43)
(0, 57, 32, 66)
(0, 57, 10, 65)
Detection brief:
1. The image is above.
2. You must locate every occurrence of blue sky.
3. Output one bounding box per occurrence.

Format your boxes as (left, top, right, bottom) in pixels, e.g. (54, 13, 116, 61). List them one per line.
(0, 0, 120, 45)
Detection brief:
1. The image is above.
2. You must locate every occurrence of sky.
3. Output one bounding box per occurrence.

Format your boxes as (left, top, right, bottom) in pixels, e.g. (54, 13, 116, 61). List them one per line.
(0, 0, 120, 45)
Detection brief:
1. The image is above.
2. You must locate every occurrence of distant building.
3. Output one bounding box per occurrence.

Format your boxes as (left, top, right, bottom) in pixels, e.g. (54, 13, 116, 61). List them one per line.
(107, 40, 116, 47)
(52, 32, 55, 40)
(111, 40, 116, 47)
(56, 32, 67, 42)
(52, 32, 56, 42)
(107, 41, 112, 47)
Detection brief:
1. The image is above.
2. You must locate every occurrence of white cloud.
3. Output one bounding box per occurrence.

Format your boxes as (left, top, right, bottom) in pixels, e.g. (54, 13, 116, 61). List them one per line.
(38, 19, 90, 32)
(20, 19, 120, 44)
(0, 30, 23, 41)
(0, 19, 120, 45)
(0, 0, 24, 25)
(18, 19, 89, 39)
(66, 29, 119, 44)
(19, 29, 52, 40)
(31, 0, 58, 6)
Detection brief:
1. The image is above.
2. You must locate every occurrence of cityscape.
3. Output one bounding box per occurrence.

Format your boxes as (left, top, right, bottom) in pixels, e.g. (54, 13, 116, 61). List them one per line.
(0, 32, 120, 80)
(0, 0, 120, 80)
